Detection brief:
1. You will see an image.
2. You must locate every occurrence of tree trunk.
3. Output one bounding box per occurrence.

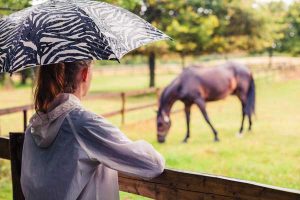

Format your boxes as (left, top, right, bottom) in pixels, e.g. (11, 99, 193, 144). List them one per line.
(0, 73, 4, 84)
(149, 51, 155, 88)
(21, 71, 27, 85)
(268, 47, 273, 69)
(20, 68, 34, 85)
(20, 69, 31, 85)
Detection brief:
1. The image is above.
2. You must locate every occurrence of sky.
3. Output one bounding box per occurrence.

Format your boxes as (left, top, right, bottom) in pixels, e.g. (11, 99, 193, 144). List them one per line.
(31, 0, 47, 5)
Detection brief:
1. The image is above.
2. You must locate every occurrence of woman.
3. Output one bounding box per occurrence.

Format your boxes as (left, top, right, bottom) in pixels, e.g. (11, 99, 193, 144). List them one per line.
(21, 61, 165, 200)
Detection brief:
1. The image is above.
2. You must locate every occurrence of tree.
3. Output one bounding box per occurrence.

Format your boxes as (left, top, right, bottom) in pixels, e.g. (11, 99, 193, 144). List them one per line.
(99, 0, 165, 87)
(0, 0, 29, 15)
(1, 0, 291, 87)
(165, 1, 219, 68)
(128, 0, 219, 84)
(134, 0, 171, 87)
(104, 0, 171, 87)
(105, 0, 287, 83)
(259, 1, 286, 67)
(0, 0, 31, 85)
(280, 1, 300, 55)
(203, 0, 285, 56)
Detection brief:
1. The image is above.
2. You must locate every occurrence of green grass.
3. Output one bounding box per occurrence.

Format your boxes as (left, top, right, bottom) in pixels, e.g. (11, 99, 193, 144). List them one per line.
(0, 160, 11, 200)
(138, 78, 300, 189)
(0, 71, 300, 199)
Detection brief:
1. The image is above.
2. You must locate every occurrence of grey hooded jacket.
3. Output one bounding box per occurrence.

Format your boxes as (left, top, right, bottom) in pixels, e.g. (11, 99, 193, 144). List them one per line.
(21, 93, 165, 200)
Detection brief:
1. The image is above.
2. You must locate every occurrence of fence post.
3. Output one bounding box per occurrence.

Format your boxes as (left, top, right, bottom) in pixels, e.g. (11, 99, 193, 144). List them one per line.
(9, 133, 25, 200)
(23, 110, 27, 131)
(121, 92, 126, 125)
(155, 88, 160, 107)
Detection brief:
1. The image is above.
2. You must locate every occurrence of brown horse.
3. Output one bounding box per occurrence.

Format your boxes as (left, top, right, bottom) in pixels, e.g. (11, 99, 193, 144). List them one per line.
(156, 62, 255, 143)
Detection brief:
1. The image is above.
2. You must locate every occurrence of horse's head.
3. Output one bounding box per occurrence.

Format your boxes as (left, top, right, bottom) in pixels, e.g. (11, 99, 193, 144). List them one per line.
(156, 110, 171, 143)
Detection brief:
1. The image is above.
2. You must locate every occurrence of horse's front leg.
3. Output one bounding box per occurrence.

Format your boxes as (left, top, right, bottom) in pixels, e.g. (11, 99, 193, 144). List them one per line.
(195, 98, 220, 142)
(183, 104, 191, 143)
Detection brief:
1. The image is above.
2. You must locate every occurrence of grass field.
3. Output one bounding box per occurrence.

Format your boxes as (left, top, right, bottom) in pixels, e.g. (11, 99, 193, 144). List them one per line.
(0, 69, 300, 199)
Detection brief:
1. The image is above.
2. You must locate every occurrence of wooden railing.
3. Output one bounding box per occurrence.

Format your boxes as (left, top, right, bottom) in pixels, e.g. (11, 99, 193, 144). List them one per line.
(0, 88, 160, 131)
(1, 134, 300, 200)
(0, 105, 33, 131)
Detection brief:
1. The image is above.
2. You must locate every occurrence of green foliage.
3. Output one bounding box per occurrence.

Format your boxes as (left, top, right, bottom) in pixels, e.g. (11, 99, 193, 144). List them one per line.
(101, 0, 140, 10)
(165, 1, 219, 55)
(0, 0, 30, 16)
(279, 1, 300, 55)
(102, 0, 288, 55)
(0, 0, 299, 56)
(203, 0, 285, 53)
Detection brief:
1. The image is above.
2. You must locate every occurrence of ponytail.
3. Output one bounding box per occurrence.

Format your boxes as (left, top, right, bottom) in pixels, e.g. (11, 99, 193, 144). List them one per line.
(34, 61, 91, 113)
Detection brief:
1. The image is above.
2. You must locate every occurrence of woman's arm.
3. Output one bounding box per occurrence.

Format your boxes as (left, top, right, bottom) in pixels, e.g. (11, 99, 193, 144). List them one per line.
(68, 111, 165, 179)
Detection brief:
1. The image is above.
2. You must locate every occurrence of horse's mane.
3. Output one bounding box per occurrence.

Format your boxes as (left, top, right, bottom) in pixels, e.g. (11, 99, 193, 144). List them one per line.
(159, 85, 171, 113)
(158, 77, 180, 113)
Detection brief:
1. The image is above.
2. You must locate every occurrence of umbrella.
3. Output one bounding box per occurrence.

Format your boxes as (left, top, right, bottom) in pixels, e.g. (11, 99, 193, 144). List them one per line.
(0, 0, 170, 73)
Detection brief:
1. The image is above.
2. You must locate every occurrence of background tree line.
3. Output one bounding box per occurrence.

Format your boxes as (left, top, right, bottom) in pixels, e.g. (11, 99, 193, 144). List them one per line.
(0, 0, 299, 87)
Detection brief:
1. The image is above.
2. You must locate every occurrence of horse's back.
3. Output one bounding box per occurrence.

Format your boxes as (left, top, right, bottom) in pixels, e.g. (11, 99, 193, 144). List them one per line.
(177, 65, 232, 101)
(226, 62, 252, 77)
(179, 62, 251, 101)
(185, 62, 252, 82)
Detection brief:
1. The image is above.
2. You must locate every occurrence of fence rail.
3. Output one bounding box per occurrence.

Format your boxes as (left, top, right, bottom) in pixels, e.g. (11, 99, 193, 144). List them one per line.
(88, 87, 159, 99)
(0, 105, 33, 116)
(0, 88, 160, 132)
(1, 135, 300, 200)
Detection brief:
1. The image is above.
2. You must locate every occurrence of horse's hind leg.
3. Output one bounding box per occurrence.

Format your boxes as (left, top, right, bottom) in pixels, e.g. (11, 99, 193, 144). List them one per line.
(237, 94, 247, 135)
(239, 114, 245, 134)
(195, 98, 220, 142)
(183, 103, 192, 143)
(248, 114, 252, 131)
(239, 103, 246, 135)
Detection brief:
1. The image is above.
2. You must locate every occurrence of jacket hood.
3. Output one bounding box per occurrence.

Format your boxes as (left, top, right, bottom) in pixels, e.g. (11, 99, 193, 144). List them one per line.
(29, 93, 81, 148)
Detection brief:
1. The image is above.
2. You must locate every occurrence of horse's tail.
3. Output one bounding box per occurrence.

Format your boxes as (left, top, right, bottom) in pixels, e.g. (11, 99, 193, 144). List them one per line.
(245, 75, 255, 116)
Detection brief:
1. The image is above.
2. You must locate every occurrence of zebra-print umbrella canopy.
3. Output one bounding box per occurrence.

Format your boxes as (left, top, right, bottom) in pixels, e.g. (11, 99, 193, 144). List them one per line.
(0, 0, 170, 73)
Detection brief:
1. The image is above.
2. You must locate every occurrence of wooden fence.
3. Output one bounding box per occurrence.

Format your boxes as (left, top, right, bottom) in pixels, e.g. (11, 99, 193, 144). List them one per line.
(247, 62, 299, 81)
(0, 87, 160, 132)
(0, 61, 298, 133)
(93, 57, 300, 76)
(0, 134, 300, 200)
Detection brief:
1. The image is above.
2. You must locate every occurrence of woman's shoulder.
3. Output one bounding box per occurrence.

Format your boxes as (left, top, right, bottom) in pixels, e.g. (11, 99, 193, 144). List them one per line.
(69, 107, 105, 125)
(68, 107, 125, 140)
